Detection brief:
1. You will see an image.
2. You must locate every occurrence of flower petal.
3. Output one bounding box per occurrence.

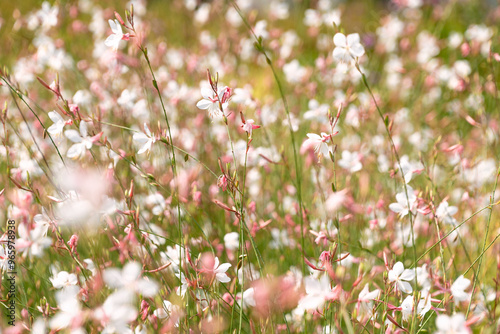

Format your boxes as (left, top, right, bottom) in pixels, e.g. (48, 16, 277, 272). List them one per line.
(333, 33, 347, 47)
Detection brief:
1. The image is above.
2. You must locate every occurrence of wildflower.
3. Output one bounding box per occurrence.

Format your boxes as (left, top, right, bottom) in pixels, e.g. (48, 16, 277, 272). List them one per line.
(435, 313, 469, 334)
(175, 271, 189, 297)
(238, 287, 256, 309)
(154, 300, 176, 319)
(298, 274, 340, 311)
(47, 111, 71, 137)
(338, 150, 363, 173)
(451, 275, 471, 303)
(133, 123, 156, 155)
(64, 121, 97, 160)
(17, 224, 52, 258)
(33, 208, 53, 236)
(333, 33, 365, 63)
(400, 293, 431, 321)
(50, 270, 78, 289)
(49, 286, 84, 332)
(389, 186, 416, 217)
(357, 284, 380, 317)
(304, 132, 332, 159)
(196, 86, 230, 119)
(212, 257, 232, 283)
(94, 290, 137, 333)
(388, 261, 414, 294)
(241, 119, 261, 137)
(104, 19, 130, 51)
(217, 174, 229, 191)
(436, 200, 458, 225)
(224, 232, 239, 251)
(103, 261, 159, 297)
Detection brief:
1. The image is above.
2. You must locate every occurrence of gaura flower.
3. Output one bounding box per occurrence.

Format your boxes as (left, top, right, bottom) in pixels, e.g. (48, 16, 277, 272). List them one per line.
(332, 33, 365, 63)
(133, 123, 156, 155)
(388, 261, 414, 294)
(104, 19, 130, 51)
(196, 86, 231, 119)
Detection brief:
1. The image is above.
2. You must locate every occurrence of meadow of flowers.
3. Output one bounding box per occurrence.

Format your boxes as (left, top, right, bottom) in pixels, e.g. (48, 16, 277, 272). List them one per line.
(1, 0, 500, 333)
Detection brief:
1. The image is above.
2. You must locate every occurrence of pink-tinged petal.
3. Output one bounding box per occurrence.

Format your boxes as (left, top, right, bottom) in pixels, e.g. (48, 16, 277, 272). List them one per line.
(64, 130, 82, 143)
(333, 33, 347, 47)
(349, 43, 365, 57)
(213, 257, 220, 270)
(346, 33, 360, 45)
(196, 99, 212, 110)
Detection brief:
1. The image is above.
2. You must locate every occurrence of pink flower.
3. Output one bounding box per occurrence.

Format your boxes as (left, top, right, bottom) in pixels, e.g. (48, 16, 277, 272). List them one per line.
(241, 119, 261, 136)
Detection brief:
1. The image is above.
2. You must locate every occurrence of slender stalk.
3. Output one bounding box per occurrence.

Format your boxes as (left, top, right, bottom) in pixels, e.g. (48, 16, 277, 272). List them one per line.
(231, 0, 307, 273)
(466, 166, 500, 317)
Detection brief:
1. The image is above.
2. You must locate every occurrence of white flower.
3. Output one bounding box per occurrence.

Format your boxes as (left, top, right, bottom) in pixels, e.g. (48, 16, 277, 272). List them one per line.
(160, 245, 187, 272)
(103, 261, 159, 297)
(49, 286, 83, 331)
(400, 294, 431, 321)
(64, 122, 93, 160)
(333, 33, 365, 63)
(389, 186, 417, 217)
(238, 287, 256, 309)
(154, 300, 175, 319)
(17, 224, 52, 258)
(47, 111, 69, 137)
(436, 200, 458, 225)
(94, 290, 137, 334)
(133, 123, 156, 155)
(33, 208, 53, 236)
(50, 270, 78, 289)
(224, 232, 239, 251)
(451, 275, 470, 303)
(196, 86, 228, 119)
(435, 313, 469, 334)
(213, 257, 231, 283)
(357, 284, 380, 317)
(416, 264, 431, 291)
(388, 262, 414, 294)
(175, 271, 188, 297)
(304, 133, 331, 159)
(104, 19, 126, 51)
(400, 295, 414, 321)
(298, 274, 336, 311)
(338, 150, 363, 173)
